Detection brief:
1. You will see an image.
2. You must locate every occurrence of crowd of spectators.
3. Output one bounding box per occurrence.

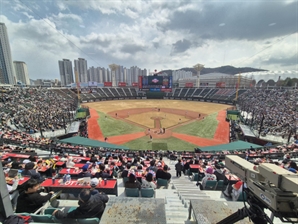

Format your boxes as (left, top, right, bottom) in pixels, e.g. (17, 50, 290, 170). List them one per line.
(239, 88, 297, 138)
(0, 87, 77, 133)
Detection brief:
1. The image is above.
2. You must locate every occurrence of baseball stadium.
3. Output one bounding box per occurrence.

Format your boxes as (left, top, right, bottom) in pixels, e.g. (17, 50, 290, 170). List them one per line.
(0, 84, 297, 224)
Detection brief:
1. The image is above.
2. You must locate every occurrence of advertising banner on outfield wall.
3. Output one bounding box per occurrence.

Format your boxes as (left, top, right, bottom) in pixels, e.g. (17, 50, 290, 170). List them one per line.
(118, 82, 127, 87)
(132, 82, 138, 87)
(104, 82, 112, 87)
(88, 81, 97, 87)
(185, 83, 194, 87)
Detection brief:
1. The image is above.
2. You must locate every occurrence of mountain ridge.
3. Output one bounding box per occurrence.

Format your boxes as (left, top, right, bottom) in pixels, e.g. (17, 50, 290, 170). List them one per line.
(160, 65, 267, 76)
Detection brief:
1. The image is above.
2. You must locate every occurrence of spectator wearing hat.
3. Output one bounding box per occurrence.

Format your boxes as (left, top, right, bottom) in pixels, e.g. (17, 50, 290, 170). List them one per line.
(53, 188, 109, 220)
(125, 173, 141, 189)
(90, 178, 99, 195)
(231, 181, 244, 201)
(213, 164, 226, 181)
(156, 165, 171, 181)
(201, 167, 217, 190)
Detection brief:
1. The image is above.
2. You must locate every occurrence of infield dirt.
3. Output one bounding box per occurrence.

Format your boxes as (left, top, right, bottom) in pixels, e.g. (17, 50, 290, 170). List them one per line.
(84, 100, 232, 149)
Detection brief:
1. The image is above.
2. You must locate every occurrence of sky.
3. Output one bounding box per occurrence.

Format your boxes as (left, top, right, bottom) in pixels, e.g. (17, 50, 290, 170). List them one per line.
(0, 0, 297, 80)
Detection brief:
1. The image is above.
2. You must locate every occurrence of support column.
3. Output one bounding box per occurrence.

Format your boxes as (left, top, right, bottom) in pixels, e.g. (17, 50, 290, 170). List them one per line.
(193, 63, 204, 88)
(109, 64, 119, 87)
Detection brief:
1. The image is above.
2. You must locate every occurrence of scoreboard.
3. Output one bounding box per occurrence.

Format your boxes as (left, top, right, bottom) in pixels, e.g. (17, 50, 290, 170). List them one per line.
(138, 76, 172, 92)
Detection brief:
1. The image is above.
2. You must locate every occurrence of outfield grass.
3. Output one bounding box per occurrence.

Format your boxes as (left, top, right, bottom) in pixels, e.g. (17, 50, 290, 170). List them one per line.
(123, 136, 198, 151)
(172, 113, 218, 138)
(97, 111, 144, 136)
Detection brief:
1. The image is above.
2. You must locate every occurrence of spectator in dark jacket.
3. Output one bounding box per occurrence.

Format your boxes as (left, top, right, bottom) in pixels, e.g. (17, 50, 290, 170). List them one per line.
(89, 154, 98, 163)
(183, 161, 190, 175)
(96, 164, 111, 179)
(156, 165, 171, 181)
(21, 162, 44, 183)
(53, 189, 109, 220)
(125, 173, 141, 189)
(121, 163, 131, 178)
(16, 179, 54, 213)
(213, 164, 226, 181)
(175, 159, 183, 177)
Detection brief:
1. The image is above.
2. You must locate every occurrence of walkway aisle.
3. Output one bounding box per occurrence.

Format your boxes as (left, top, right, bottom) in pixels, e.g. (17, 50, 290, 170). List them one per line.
(163, 158, 198, 224)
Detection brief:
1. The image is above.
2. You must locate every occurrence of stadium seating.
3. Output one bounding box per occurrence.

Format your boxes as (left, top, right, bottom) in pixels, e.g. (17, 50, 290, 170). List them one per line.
(30, 214, 56, 223)
(204, 180, 217, 190)
(125, 188, 140, 197)
(215, 180, 225, 191)
(237, 191, 247, 202)
(140, 188, 155, 198)
(157, 178, 168, 188)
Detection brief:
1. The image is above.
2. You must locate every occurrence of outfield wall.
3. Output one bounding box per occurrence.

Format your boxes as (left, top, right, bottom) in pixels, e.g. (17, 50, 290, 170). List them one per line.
(81, 96, 234, 105)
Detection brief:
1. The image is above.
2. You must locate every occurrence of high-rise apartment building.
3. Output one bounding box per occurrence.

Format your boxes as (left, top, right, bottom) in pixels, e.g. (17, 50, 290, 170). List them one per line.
(58, 59, 74, 86)
(74, 58, 88, 83)
(13, 61, 30, 85)
(172, 70, 193, 82)
(0, 23, 16, 84)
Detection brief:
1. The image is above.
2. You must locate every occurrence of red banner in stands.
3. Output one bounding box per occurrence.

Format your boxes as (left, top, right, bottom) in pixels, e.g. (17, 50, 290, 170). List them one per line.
(138, 76, 143, 89)
(118, 82, 126, 87)
(104, 82, 112, 87)
(216, 82, 226, 88)
(132, 82, 138, 87)
(185, 83, 193, 88)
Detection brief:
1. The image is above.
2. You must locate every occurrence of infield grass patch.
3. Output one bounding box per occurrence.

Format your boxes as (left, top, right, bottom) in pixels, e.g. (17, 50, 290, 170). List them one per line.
(123, 136, 198, 151)
(97, 111, 144, 136)
(172, 113, 218, 138)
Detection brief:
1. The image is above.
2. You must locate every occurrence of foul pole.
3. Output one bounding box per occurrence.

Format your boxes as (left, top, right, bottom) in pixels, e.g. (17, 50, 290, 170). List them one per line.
(235, 74, 241, 101)
(75, 70, 80, 106)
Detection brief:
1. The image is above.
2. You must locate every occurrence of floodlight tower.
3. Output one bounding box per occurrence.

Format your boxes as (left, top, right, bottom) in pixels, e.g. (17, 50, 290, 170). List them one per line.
(193, 63, 204, 87)
(109, 63, 119, 87)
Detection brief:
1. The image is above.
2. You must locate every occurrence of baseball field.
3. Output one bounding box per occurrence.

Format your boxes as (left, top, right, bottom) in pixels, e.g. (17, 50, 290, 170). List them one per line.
(84, 100, 232, 151)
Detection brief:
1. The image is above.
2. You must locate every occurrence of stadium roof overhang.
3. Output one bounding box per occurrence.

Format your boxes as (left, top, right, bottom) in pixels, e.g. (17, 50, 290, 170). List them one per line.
(199, 140, 262, 152)
(59, 136, 129, 150)
(237, 71, 298, 83)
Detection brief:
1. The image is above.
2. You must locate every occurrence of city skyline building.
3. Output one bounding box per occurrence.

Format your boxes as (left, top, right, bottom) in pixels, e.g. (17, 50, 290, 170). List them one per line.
(13, 61, 30, 85)
(59, 57, 148, 86)
(74, 58, 88, 83)
(0, 23, 16, 84)
(58, 59, 74, 86)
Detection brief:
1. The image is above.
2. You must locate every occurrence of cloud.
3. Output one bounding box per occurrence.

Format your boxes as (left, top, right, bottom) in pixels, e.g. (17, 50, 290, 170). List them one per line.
(120, 43, 145, 54)
(0, 0, 296, 81)
(80, 33, 111, 47)
(263, 54, 298, 67)
(157, 1, 296, 41)
(53, 13, 83, 23)
(172, 39, 192, 54)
